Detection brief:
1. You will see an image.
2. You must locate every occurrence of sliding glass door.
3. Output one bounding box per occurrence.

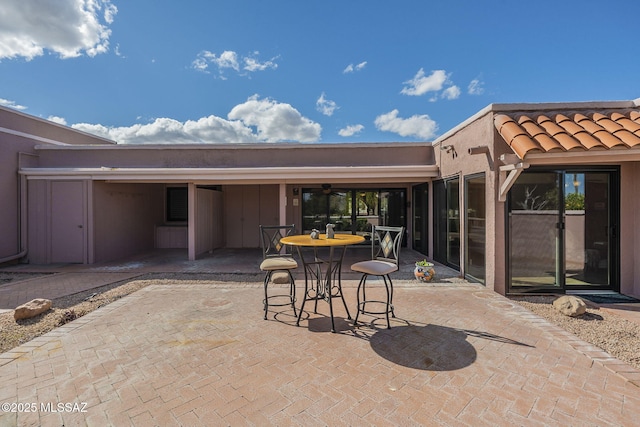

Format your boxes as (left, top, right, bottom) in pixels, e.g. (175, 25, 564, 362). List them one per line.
(509, 172, 562, 290)
(302, 188, 406, 239)
(508, 169, 618, 293)
(434, 177, 460, 268)
(412, 183, 429, 256)
(465, 174, 486, 284)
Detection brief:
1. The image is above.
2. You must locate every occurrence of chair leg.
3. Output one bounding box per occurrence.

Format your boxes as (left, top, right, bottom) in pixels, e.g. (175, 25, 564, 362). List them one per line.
(382, 275, 392, 329)
(296, 269, 310, 327)
(288, 270, 297, 316)
(387, 275, 395, 318)
(263, 271, 272, 320)
(353, 274, 367, 326)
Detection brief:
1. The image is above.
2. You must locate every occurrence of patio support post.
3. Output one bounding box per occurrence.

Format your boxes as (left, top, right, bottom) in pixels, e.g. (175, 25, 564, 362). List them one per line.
(188, 182, 196, 261)
(279, 183, 287, 226)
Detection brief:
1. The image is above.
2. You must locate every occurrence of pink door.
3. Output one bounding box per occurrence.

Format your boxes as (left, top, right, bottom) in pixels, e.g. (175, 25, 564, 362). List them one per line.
(51, 181, 86, 263)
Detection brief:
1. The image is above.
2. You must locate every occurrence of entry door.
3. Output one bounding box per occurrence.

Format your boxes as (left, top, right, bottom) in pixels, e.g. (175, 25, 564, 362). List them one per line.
(51, 181, 86, 263)
(564, 172, 615, 289)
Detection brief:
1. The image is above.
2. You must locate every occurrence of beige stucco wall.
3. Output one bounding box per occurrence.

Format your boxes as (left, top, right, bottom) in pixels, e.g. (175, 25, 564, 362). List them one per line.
(434, 111, 510, 293)
(34, 143, 433, 169)
(1, 106, 113, 265)
(620, 163, 640, 298)
(92, 182, 164, 263)
(0, 135, 35, 261)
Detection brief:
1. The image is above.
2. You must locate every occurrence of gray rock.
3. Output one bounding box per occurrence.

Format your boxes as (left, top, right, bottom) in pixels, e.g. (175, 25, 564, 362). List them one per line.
(14, 298, 52, 321)
(552, 295, 587, 317)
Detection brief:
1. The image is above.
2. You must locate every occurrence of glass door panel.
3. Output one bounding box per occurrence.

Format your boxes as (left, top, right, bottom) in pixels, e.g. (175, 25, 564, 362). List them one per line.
(433, 178, 460, 268)
(412, 183, 429, 256)
(565, 172, 611, 288)
(302, 188, 407, 241)
(302, 189, 328, 234)
(329, 191, 351, 233)
(509, 172, 562, 291)
(447, 179, 460, 268)
(355, 190, 379, 236)
(465, 175, 485, 284)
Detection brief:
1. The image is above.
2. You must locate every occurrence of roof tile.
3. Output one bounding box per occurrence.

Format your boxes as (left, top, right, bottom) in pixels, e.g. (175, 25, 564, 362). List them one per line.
(536, 115, 583, 151)
(575, 114, 627, 149)
(517, 116, 564, 152)
(554, 114, 603, 150)
(611, 113, 640, 137)
(494, 109, 640, 158)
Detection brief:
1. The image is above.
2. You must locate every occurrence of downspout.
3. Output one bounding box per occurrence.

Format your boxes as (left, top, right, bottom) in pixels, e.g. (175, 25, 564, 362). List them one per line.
(0, 152, 36, 264)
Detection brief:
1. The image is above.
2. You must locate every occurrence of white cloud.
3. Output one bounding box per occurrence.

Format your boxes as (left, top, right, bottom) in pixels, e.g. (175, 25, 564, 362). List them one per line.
(72, 96, 321, 144)
(243, 52, 279, 72)
(374, 109, 438, 140)
(401, 69, 449, 96)
(316, 93, 339, 116)
(468, 78, 485, 95)
(0, 0, 117, 60)
(338, 124, 364, 137)
(229, 95, 321, 142)
(442, 85, 461, 100)
(0, 98, 27, 110)
(343, 61, 367, 73)
(47, 116, 67, 125)
(192, 50, 278, 78)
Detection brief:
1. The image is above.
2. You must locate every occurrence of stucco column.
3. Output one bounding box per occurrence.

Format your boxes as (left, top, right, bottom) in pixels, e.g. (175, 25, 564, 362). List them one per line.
(188, 182, 196, 261)
(279, 183, 287, 226)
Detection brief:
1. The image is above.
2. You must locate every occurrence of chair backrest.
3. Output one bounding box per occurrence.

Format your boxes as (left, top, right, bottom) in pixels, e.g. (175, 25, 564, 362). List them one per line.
(370, 225, 405, 265)
(260, 225, 296, 259)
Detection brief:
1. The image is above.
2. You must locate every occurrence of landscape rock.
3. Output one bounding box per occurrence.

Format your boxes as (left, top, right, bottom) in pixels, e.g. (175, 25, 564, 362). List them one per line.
(14, 298, 52, 321)
(552, 295, 587, 317)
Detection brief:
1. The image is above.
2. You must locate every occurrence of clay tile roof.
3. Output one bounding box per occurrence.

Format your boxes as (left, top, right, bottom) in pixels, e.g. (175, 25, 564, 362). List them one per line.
(494, 114, 541, 158)
(611, 113, 640, 137)
(494, 109, 640, 159)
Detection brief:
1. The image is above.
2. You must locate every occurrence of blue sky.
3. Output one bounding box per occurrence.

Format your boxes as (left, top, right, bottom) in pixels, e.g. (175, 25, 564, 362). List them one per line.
(0, 0, 638, 144)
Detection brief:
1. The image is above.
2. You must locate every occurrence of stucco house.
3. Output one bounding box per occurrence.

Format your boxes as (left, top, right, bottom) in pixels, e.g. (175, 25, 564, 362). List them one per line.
(2, 98, 640, 298)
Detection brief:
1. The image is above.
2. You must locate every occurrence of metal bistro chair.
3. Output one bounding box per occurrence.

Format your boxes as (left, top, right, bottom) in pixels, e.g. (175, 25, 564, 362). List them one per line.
(259, 225, 298, 320)
(350, 226, 405, 329)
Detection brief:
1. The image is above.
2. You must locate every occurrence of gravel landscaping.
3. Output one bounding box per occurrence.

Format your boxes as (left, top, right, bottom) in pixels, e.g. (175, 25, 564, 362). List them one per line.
(510, 295, 640, 370)
(2, 273, 640, 372)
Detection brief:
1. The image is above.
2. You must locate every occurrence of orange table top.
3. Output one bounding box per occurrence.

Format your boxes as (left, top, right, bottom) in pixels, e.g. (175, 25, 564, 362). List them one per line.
(280, 233, 365, 247)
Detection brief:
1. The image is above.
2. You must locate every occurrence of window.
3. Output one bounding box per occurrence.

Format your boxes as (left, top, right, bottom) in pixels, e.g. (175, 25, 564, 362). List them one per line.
(166, 187, 188, 222)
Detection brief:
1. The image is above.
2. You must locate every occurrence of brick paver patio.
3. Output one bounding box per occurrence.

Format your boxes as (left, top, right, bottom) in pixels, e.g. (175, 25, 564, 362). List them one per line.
(1, 278, 640, 426)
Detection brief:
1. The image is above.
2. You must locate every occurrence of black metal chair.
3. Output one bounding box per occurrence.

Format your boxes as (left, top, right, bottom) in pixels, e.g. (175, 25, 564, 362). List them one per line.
(259, 225, 298, 320)
(350, 226, 405, 329)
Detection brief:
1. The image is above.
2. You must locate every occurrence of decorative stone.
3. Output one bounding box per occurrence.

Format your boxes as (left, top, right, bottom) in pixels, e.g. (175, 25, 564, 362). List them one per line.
(552, 295, 587, 317)
(14, 298, 52, 321)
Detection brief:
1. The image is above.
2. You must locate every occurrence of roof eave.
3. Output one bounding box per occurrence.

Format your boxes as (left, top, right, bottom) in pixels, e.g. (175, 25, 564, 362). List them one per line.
(20, 165, 439, 184)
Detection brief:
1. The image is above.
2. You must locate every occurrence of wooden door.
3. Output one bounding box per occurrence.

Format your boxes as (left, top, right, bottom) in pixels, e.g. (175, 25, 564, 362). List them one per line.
(51, 181, 86, 263)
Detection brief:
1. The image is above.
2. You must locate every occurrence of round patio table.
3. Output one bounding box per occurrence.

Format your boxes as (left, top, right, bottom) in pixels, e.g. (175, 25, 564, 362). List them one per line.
(280, 233, 365, 332)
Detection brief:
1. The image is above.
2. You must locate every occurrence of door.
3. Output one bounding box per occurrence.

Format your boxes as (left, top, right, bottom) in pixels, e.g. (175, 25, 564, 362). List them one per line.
(433, 178, 460, 268)
(564, 172, 616, 289)
(412, 183, 429, 256)
(224, 185, 261, 247)
(508, 169, 618, 292)
(301, 188, 406, 239)
(508, 172, 562, 291)
(51, 181, 86, 263)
